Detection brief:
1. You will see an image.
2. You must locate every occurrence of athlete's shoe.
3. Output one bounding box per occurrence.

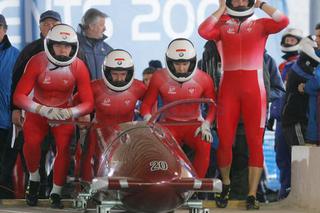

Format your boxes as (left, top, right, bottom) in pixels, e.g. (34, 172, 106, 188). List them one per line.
(25, 181, 40, 206)
(215, 184, 231, 208)
(246, 195, 260, 210)
(50, 193, 64, 209)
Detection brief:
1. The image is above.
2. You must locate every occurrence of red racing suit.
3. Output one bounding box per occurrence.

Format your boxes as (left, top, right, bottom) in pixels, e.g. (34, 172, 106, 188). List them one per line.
(140, 69, 216, 178)
(13, 52, 93, 186)
(81, 79, 146, 182)
(198, 12, 289, 168)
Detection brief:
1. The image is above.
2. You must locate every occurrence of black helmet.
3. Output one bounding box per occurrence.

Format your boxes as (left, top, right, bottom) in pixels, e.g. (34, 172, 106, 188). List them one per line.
(44, 24, 78, 67)
(165, 38, 197, 82)
(281, 28, 303, 53)
(102, 49, 134, 91)
(226, 0, 255, 19)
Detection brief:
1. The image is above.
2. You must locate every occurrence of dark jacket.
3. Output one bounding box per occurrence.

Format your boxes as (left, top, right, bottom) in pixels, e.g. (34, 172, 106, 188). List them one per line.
(0, 35, 19, 128)
(77, 24, 113, 80)
(282, 62, 314, 127)
(263, 51, 285, 103)
(11, 36, 44, 110)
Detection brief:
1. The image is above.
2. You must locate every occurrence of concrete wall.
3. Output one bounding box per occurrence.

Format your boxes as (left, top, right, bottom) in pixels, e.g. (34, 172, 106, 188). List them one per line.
(288, 146, 320, 212)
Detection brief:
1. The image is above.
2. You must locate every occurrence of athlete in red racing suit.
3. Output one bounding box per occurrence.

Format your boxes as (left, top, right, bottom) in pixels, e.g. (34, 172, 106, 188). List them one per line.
(13, 24, 93, 208)
(198, 0, 288, 209)
(141, 38, 216, 178)
(77, 49, 146, 182)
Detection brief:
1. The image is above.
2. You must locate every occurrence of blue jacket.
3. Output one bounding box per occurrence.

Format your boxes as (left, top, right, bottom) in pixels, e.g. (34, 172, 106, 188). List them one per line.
(264, 51, 285, 102)
(270, 62, 295, 121)
(77, 24, 113, 80)
(304, 66, 320, 141)
(0, 35, 19, 129)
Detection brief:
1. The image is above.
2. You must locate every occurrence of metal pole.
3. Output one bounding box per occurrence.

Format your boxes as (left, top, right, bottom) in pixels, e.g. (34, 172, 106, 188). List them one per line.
(309, 0, 320, 33)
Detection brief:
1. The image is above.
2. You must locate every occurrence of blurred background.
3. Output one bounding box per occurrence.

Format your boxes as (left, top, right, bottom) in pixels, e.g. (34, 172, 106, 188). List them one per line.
(1, 0, 319, 78)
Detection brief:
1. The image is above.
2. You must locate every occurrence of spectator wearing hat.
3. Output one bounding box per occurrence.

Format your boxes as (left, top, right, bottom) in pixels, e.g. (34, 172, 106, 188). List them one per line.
(0, 14, 20, 198)
(77, 8, 113, 80)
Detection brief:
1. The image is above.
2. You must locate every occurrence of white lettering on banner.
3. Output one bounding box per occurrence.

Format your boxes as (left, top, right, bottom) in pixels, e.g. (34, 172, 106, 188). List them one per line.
(131, 0, 218, 41)
(54, 0, 82, 25)
(132, 0, 161, 41)
(0, 0, 219, 47)
(163, 0, 195, 39)
(0, 0, 19, 12)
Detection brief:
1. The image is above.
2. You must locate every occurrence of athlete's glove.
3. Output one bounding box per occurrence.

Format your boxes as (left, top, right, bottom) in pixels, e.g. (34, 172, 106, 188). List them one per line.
(35, 104, 72, 120)
(194, 121, 212, 143)
(58, 108, 73, 120)
(143, 114, 152, 122)
(36, 105, 63, 120)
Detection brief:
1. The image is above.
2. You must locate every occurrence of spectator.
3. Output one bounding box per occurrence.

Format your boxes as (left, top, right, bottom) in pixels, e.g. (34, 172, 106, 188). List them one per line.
(142, 67, 156, 87)
(271, 29, 302, 200)
(282, 37, 320, 146)
(303, 66, 320, 145)
(278, 28, 303, 74)
(77, 8, 113, 80)
(0, 14, 20, 198)
(149, 60, 163, 70)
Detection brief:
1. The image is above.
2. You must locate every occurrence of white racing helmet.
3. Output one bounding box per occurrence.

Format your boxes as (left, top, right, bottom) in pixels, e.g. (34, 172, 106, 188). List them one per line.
(102, 49, 134, 91)
(44, 24, 79, 67)
(281, 28, 303, 53)
(226, 0, 255, 19)
(165, 38, 197, 82)
(298, 36, 320, 73)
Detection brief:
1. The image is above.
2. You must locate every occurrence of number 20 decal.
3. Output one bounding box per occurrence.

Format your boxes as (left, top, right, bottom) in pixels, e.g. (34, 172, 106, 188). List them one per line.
(150, 161, 169, 171)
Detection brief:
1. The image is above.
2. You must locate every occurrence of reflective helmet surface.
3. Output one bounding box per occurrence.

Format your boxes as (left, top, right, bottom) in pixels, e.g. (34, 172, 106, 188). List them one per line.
(44, 24, 79, 67)
(165, 38, 197, 82)
(102, 49, 134, 91)
(226, 0, 255, 19)
(281, 28, 303, 53)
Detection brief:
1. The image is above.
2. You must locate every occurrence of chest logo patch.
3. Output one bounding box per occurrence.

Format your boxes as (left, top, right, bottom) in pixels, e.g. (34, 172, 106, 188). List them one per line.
(42, 76, 51, 84)
(102, 98, 111, 106)
(124, 99, 131, 106)
(188, 87, 195, 94)
(168, 86, 176, 95)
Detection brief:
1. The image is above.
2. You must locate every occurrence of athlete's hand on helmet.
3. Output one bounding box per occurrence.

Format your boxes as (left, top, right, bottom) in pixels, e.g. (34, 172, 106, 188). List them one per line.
(194, 121, 213, 143)
(255, 0, 265, 8)
(219, 0, 226, 11)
